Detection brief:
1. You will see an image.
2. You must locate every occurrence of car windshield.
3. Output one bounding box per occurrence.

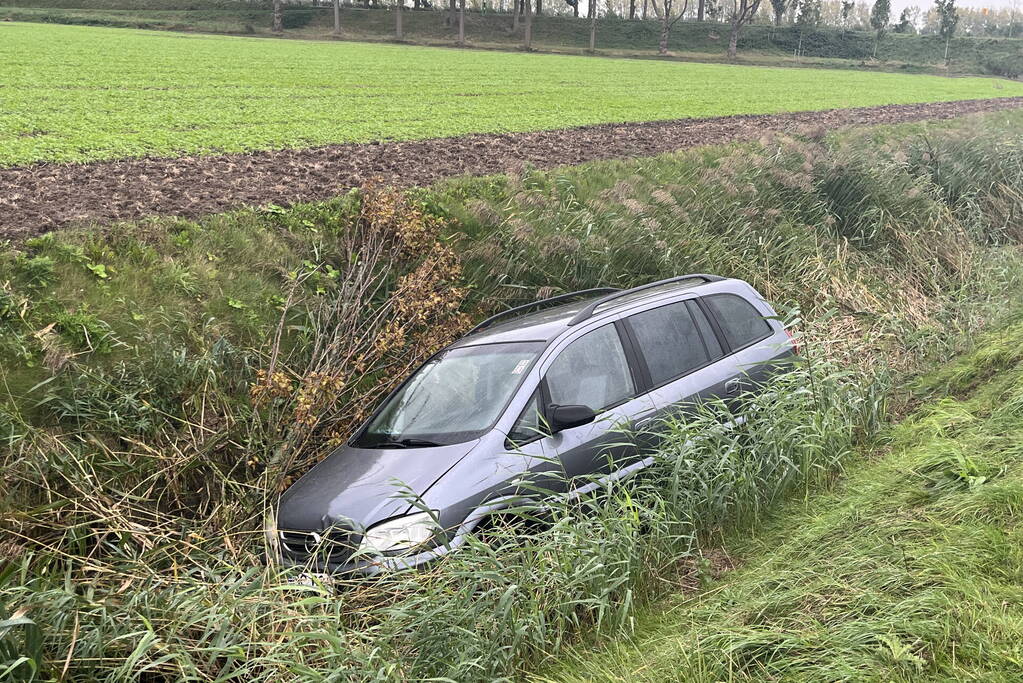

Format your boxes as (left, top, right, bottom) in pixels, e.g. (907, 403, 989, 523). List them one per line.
(354, 342, 543, 448)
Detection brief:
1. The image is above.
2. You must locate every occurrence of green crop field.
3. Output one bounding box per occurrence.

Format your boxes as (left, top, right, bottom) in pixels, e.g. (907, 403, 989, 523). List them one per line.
(2, 21, 1023, 167)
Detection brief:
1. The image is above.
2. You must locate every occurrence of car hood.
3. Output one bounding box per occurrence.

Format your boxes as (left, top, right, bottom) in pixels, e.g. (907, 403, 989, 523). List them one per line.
(276, 440, 481, 532)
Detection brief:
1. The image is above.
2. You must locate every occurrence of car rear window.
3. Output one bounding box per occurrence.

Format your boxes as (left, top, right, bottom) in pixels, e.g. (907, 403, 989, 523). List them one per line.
(703, 293, 772, 350)
(627, 302, 710, 386)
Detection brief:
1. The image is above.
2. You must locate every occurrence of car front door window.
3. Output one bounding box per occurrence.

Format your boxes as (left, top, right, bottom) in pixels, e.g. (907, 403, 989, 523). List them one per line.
(545, 324, 635, 413)
(542, 323, 653, 480)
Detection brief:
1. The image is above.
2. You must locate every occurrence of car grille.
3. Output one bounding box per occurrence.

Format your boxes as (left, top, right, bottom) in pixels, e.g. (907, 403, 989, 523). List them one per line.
(279, 527, 357, 566)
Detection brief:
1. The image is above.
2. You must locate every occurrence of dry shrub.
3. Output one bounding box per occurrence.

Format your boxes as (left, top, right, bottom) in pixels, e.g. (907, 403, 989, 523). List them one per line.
(252, 182, 471, 486)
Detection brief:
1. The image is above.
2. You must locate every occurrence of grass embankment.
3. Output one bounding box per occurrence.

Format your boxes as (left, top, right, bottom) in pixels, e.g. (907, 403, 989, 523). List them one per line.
(548, 316, 1023, 681)
(2, 111, 1023, 678)
(3, 22, 1023, 166)
(4, 3, 1023, 78)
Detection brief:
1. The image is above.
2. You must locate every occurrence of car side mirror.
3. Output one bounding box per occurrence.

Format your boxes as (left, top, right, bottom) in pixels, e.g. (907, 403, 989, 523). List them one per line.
(549, 404, 596, 433)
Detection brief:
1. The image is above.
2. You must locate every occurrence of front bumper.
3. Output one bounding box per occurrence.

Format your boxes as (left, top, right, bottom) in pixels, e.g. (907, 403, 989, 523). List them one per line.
(278, 536, 465, 576)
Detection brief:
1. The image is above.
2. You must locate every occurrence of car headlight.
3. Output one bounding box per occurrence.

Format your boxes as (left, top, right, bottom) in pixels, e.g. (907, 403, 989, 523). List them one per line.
(358, 512, 439, 555)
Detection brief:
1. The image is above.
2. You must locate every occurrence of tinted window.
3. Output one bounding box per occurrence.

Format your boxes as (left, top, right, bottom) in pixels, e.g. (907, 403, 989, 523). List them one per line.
(547, 325, 634, 412)
(686, 300, 724, 359)
(628, 303, 710, 386)
(704, 294, 772, 350)
(507, 390, 545, 445)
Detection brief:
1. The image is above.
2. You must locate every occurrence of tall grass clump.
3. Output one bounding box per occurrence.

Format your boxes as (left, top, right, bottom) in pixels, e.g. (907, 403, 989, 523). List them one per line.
(550, 316, 1023, 682)
(2, 110, 1023, 679)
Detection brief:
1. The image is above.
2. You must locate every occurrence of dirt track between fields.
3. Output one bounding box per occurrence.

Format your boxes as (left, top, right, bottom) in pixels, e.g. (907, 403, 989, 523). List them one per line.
(3, 96, 1023, 240)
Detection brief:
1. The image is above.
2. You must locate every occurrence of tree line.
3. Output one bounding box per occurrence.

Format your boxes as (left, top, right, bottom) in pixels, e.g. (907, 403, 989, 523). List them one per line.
(272, 0, 978, 64)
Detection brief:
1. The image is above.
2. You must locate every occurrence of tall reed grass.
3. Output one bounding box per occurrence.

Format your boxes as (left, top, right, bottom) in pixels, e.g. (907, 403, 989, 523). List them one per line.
(0, 357, 881, 681)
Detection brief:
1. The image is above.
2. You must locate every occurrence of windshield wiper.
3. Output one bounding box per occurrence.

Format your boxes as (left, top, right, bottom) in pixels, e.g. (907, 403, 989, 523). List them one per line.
(372, 438, 443, 449)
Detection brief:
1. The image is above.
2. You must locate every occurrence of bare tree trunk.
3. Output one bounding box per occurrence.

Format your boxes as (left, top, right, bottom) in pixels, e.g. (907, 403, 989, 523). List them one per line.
(524, 0, 532, 48)
(589, 4, 597, 48)
(944, 35, 950, 65)
(587, 0, 594, 18)
(642, 0, 648, 19)
(697, 0, 704, 20)
(658, 1, 669, 54)
(536, 0, 542, 15)
(629, 0, 636, 18)
(728, 16, 739, 58)
(458, 0, 465, 44)
(573, 1, 578, 16)
(396, 0, 403, 39)
(272, 0, 283, 33)
(447, 0, 456, 26)
(333, 0, 342, 35)
(512, 0, 520, 29)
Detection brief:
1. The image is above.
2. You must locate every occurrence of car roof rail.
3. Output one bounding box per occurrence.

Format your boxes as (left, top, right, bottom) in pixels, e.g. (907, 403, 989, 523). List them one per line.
(567, 273, 726, 326)
(468, 287, 622, 335)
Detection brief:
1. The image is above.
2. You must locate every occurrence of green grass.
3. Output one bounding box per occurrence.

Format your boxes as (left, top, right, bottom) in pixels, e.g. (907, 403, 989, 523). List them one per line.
(2, 21, 1023, 167)
(544, 317, 1023, 682)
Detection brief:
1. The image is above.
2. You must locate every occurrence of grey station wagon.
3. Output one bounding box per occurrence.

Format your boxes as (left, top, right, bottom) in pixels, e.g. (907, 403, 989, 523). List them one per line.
(271, 274, 796, 574)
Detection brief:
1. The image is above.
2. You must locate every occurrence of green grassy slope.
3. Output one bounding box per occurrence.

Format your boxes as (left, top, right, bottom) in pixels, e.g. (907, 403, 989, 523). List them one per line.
(2, 21, 1023, 166)
(546, 318, 1023, 682)
(4, 3, 1023, 77)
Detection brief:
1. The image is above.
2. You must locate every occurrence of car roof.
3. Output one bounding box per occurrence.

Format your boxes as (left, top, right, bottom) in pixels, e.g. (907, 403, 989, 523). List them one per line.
(450, 275, 735, 348)
(450, 298, 595, 346)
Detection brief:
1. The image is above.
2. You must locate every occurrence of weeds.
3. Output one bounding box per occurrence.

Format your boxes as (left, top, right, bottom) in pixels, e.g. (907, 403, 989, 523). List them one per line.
(550, 318, 1023, 682)
(13, 256, 54, 289)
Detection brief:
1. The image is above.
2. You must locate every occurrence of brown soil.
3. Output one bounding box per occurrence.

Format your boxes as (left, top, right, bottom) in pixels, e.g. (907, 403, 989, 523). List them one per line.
(3, 97, 1022, 240)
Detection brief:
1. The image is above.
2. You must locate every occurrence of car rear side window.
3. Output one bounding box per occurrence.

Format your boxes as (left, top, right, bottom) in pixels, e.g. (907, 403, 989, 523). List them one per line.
(703, 293, 772, 350)
(686, 300, 724, 360)
(627, 302, 710, 386)
(546, 324, 634, 412)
